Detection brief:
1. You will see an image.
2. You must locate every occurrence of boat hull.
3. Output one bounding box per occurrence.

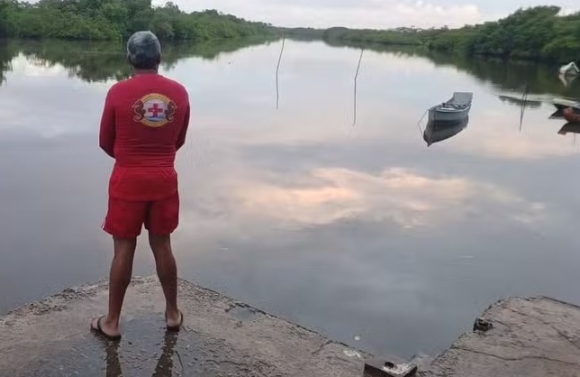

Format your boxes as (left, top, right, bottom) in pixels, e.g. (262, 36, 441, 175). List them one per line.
(423, 117, 469, 146)
(558, 123, 580, 135)
(551, 100, 580, 118)
(552, 99, 580, 111)
(563, 107, 580, 124)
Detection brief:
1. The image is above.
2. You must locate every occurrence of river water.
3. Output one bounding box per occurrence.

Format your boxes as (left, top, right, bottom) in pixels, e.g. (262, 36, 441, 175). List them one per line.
(1, 37, 580, 358)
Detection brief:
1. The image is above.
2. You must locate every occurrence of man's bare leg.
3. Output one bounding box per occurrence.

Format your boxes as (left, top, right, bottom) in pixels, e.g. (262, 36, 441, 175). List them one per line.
(149, 233, 181, 327)
(91, 237, 137, 337)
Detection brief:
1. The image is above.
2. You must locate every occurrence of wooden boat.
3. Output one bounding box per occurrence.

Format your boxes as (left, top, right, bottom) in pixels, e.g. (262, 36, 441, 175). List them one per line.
(563, 107, 580, 124)
(553, 98, 580, 111)
(428, 92, 473, 122)
(560, 62, 579, 77)
(550, 98, 580, 118)
(423, 117, 469, 146)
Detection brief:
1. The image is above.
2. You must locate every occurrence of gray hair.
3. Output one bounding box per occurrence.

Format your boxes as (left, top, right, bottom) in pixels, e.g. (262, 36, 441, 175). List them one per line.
(127, 31, 161, 69)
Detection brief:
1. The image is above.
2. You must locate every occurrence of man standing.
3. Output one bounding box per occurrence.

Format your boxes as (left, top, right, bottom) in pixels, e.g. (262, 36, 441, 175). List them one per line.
(91, 31, 190, 340)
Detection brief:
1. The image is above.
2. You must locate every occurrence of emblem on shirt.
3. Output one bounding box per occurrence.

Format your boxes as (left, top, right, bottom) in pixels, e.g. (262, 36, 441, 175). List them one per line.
(132, 93, 177, 128)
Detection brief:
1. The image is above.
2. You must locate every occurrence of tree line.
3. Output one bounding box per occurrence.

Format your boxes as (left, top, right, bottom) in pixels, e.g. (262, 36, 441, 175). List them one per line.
(423, 6, 580, 62)
(0, 0, 273, 40)
(1, 2, 578, 63)
(285, 6, 580, 63)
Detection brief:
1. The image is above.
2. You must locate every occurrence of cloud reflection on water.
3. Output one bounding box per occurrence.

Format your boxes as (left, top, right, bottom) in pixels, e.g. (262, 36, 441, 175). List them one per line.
(228, 167, 546, 230)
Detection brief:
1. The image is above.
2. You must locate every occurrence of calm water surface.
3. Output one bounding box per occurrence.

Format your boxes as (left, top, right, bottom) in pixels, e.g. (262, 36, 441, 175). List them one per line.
(2, 38, 580, 358)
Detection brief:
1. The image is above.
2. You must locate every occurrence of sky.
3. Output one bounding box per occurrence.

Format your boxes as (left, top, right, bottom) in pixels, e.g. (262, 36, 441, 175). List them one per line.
(153, 0, 579, 29)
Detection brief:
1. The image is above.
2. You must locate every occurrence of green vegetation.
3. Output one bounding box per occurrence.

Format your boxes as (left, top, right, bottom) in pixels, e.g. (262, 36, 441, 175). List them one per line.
(322, 27, 422, 46)
(285, 6, 580, 63)
(284, 25, 422, 47)
(2, 1, 576, 62)
(0, 0, 273, 40)
(423, 6, 580, 62)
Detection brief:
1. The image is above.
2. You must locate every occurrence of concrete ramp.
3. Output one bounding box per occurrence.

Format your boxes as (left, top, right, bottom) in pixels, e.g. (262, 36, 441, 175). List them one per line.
(0, 276, 369, 377)
(422, 297, 580, 377)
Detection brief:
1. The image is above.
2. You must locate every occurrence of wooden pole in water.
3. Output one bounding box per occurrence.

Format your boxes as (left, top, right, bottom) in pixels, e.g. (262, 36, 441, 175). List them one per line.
(519, 82, 529, 132)
(353, 49, 364, 126)
(276, 36, 286, 110)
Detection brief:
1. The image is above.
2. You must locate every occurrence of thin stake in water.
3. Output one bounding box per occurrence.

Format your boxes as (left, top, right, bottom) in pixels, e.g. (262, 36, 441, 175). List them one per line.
(417, 109, 428, 139)
(276, 36, 286, 110)
(353, 49, 364, 126)
(519, 82, 529, 132)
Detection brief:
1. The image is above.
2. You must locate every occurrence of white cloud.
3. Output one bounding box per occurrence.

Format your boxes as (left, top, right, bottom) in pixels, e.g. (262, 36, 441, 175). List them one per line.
(155, 0, 489, 28)
(0, 54, 111, 138)
(21, 0, 577, 29)
(9, 54, 66, 77)
(153, 0, 579, 29)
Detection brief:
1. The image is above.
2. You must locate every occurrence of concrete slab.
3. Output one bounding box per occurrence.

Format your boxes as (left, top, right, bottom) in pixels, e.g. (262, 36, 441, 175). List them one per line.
(0, 276, 370, 377)
(421, 297, 580, 377)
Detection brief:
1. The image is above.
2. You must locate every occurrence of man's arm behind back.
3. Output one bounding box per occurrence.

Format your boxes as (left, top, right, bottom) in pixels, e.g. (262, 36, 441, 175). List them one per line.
(176, 103, 190, 151)
(99, 87, 116, 158)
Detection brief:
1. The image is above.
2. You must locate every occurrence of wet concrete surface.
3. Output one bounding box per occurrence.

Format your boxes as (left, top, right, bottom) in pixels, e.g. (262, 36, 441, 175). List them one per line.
(0, 276, 369, 377)
(421, 297, 580, 377)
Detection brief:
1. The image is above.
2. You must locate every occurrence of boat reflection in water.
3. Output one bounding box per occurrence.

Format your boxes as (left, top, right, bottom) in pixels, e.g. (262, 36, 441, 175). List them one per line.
(558, 122, 580, 135)
(423, 117, 470, 147)
(557, 122, 580, 146)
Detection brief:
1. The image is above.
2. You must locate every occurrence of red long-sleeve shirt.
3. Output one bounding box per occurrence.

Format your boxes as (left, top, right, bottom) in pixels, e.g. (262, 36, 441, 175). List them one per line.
(99, 73, 190, 201)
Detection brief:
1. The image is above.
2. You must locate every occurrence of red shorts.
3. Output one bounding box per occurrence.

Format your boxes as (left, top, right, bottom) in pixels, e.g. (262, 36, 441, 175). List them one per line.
(103, 193, 179, 238)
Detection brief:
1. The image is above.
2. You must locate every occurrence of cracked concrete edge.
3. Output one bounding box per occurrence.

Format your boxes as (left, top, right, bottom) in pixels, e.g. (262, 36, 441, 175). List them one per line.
(419, 350, 580, 377)
(1, 276, 376, 377)
(2, 276, 145, 318)
(0, 275, 367, 357)
(480, 295, 580, 315)
(1, 275, 429, 377)
(527, 296, 580, 311)
(416, 296, 517, 374)
(449, 346, 580, 368)
(420, 296, 580, 376)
